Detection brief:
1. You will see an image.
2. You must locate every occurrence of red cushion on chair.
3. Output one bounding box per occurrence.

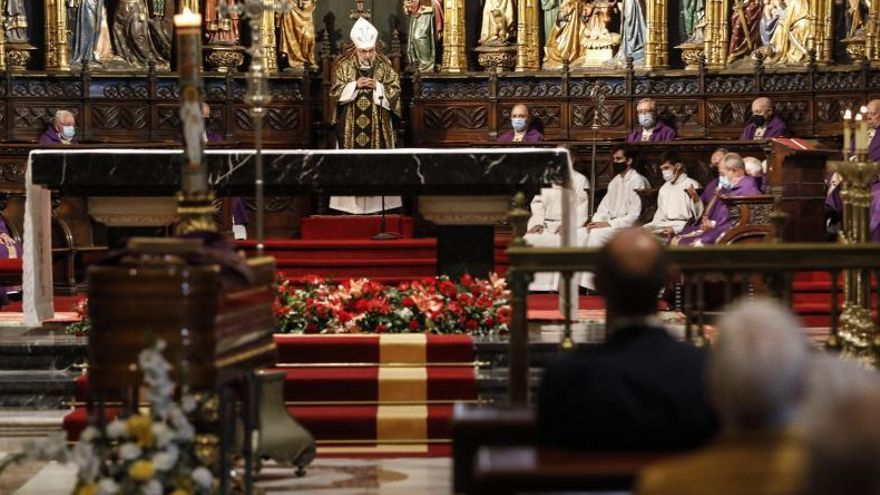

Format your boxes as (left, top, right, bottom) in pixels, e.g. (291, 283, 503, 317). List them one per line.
(0, 258, 22, 273)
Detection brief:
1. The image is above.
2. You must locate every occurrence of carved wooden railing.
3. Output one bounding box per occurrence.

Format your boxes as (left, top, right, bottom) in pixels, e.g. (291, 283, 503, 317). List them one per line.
(504, 243, 880, 404)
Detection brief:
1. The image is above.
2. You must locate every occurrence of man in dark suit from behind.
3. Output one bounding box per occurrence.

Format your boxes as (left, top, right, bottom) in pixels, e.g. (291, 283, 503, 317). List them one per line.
(537, 228, 718, 452)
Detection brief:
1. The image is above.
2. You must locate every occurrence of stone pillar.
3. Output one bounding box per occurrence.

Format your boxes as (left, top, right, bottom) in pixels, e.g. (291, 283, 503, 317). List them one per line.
(703, 0, 728, 68)
(515, 0, 540, 71)
(262, 7, 278, 71)
(441, 0, 467, 72)
(644, 0, 668, 69)
(44, 0, 69, 70)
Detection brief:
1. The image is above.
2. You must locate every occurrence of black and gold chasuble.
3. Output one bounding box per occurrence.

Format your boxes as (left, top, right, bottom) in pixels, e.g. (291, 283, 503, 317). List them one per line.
(329, 55, 401, 150)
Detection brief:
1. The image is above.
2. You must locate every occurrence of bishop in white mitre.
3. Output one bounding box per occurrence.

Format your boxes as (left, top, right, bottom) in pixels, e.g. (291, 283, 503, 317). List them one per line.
(642, 158, 703, 239)
(524, 170, 590, 291)
(580, 147, 650, 290)
(329, 17, 403, 214)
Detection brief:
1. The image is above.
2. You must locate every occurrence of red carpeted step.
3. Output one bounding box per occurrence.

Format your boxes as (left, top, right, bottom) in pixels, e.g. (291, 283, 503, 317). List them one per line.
(426, 334, 474, 362)
(273, 258, 436, 279)
(288, 405, 454, 441)
(273, 334, 475, 364)
(236, 239, 437, 261)
(300, 215, 415, 240)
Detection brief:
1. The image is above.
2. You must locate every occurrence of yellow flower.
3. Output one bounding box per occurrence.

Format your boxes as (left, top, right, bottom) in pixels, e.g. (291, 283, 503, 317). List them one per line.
(170, 490, 192, 495)
(74, 483, 97, 495)
(128, 460, 156, 481)
(126, 415, 155, 448)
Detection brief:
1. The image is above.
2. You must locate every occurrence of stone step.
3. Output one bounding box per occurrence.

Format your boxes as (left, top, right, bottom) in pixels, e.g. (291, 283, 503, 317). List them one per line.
(0, 370, 79, 409)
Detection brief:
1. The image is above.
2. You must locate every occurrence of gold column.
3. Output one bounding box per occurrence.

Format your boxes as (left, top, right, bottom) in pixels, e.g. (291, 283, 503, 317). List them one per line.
(441, 0, 466, 72)
(180, 0, 199, 14)
(0, 17, 5, 71)
(812, 0, 833, 64)
(43, 0, 69, 70)
(262, 7, 278, 71)
(867, 0, 880, 60)
(515, 0, 540, 71)
(703, 0, 728, 68)
(644, 0, 668, 69)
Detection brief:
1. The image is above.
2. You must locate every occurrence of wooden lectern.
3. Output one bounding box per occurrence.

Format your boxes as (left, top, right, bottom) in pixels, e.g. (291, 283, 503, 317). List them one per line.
(765, 138, 835, 242)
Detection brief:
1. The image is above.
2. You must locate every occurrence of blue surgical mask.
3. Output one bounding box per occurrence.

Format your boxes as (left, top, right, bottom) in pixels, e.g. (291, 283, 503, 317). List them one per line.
(511, 117, 527, 132)
(61, 125, 75, 140)
(638, 113, 655, 129)
(719, 175, 731, 189)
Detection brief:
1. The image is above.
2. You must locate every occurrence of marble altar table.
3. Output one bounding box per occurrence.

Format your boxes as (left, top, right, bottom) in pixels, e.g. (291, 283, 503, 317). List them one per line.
(24, 148, 575, 325)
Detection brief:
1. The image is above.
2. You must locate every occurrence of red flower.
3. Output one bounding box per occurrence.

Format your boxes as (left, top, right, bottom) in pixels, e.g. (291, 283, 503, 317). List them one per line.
(497, 305, 512, 324)
(456, 292, 474, 305)
(484, 317, 495, 327)
(338, 310, 353, 323)
(459, 274, 474, 286)
(408, 319, 420, 330)
(355, 299, 370, 312)
(440, 280, 457, 297)
(376, 323, 387, 333)
(465, 319, 479, 331)
(402, 296, 415, 307)
(305, 322, 318, 334)
(475, 296, 492, 309)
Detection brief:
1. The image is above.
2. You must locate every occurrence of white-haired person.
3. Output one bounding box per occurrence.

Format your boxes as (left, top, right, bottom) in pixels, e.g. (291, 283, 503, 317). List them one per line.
(39, 110, 77, 145)
(638, 298, 810, 495)
(743, 155, 766, 192)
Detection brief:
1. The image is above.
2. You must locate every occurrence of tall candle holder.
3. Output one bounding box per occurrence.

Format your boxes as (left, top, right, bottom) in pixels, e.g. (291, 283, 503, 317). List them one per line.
(174, 8, 217, 235)
(828, 105, 880, 365)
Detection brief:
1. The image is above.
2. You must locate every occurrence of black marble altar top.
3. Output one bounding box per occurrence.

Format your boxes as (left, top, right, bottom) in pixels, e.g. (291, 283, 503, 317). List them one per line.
(29, 148, 571, 196)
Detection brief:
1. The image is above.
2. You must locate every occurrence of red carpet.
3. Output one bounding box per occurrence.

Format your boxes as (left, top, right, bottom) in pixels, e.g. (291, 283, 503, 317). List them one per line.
(64, 333, 476, 457)
(300, 215, 415, 240)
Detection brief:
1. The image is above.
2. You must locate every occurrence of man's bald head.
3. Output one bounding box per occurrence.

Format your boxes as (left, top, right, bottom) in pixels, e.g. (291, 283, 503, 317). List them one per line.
(595, 229, 667, 318)
(865, 99, 880, 129)
(752, 97, 772, 116)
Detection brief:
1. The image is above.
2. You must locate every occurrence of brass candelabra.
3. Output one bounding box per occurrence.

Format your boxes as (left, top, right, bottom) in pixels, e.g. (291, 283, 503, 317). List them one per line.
(828, 106, 880, 365)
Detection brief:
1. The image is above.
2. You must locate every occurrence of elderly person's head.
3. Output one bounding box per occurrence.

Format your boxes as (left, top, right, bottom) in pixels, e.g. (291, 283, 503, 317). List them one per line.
(743, 156, 764, 177)
(710, 298, 808, 431)
(710, 147, 729, 171)
(510, 104, 530, 134)
(52, 110, 76, 140)
(720, 152, 746, 188)
(636, 98, 657, 130)
(595, 229, 667, 320)
(865, 99, 880, 130)
(202, 102, 211, 119)
(750, 97, 774, 127)
(807, 389, 880, 495)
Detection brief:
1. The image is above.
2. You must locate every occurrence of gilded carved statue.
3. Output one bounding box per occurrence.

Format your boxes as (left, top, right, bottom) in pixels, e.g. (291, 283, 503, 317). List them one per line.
(4, 0, 29, 43)
(205, 0, 240, 45)
(544, 0, 588, 68)
(606, 0, 644, 67)
(727, 0, 762, 65)
(682, 0, 705, 42)
(110, 0, 171, 69)
(278, 0, 317, 69)
(541, 0, 560, 40)
(479, 0, 517, 45)
(69, 0, 113, 66)
(764, 0, 811, 66)
(846, 0, 869, 37)
(404, 0, 443, 72)
(543, 0, 621, 68)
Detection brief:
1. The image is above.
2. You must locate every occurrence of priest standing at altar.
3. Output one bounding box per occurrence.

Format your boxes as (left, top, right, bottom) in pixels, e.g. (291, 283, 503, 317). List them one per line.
(329, 17, 402, 214)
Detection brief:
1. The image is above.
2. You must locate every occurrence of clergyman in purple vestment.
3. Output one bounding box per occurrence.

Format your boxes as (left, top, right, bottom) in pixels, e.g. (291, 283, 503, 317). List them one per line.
(700, 148, 730, 205)
(740, 97, 788, 140)
(498, 103, 544, 143)
(627, 98, 676, 143)
(38, 110, 78, 145)
(672, 154, 761, 246)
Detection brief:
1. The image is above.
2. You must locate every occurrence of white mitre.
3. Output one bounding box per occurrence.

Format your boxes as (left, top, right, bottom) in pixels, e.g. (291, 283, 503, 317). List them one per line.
(351, 17, 378, 49)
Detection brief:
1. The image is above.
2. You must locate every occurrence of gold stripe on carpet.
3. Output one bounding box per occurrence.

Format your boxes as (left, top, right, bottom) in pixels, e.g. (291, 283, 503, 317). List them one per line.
(376, 405, 428, 442)
(318, 444, 429, 454)
(378, 367, 427, 401)
(379, 334, 427, 364)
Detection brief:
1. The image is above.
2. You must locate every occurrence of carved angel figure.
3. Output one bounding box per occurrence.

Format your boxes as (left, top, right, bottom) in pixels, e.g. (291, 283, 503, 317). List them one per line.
(479, 0, 516, 45)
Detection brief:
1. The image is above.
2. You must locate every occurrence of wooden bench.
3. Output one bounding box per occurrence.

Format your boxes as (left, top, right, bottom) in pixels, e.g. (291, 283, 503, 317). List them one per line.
(452, 403, 536, 494)
(718, 194, 776, 244)
(471, 446, 664, 495)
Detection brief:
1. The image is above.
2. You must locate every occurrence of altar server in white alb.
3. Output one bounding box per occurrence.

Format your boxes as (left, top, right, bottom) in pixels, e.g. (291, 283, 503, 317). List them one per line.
(329, 17, 402, 214)
(642, 152, 703, 239)
(524, 169, 590, 291)
(580, 145, 650, 290)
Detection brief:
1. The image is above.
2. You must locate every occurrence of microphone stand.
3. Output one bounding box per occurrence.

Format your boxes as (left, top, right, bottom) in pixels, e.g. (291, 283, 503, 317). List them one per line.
(587, 86, 605, 223)
(372, 93, 401, 241)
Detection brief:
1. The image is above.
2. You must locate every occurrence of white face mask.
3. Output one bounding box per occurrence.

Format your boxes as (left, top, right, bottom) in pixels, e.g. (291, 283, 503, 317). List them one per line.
(61, 125, 76, 140)
(661, 169, 676, 183)
(511, 117, 527, 132)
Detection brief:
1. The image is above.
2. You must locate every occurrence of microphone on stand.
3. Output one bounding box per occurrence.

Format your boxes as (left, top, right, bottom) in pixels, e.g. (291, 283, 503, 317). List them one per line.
(372, 93, 401, 241)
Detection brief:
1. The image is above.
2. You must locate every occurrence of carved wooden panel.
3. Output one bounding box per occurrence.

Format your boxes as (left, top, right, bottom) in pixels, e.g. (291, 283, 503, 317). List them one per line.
(419, 81, 489, 99)
(90, 105, 149, 130)
(815, 98, 853, 124)
(706, 100, 750, 127)
(233, 107, 302, 131)
(12, 79, 82, 98)
(498, 78, 563, 97)
(569, 79, 626, 97)
(773, 100, 809, 126)
(423, 106, 488, 129)
(157, 106, 182, 130)
(12, 105, 60, 129)
(92, 80, 149, 99)
(704, 75, 756, 94)
(571, 101, 625, 128)
(634, 77, 700, 96)
(762, 73, 808, 92)
(657, 102, 701, 128)
(815, 71, 862, 91)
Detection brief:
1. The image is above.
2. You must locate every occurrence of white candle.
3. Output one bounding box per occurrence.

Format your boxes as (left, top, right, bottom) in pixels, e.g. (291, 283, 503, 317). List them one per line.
(843, 109, 852, 159)
(855, 113, 866, 155)
(174, 7, 201, 28)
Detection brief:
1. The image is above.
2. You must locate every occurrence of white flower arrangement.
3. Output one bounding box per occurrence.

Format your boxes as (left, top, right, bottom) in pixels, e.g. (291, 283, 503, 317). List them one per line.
(70, 339, 216, 495)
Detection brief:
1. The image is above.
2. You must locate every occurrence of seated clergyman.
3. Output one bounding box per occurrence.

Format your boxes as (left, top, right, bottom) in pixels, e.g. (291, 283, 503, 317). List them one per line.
(523, 169, 589, 291)
(642, 152, 703, 239)
(39, 110, 77, 145)
(626, 98, 676, 143)
(671, 152, 761, 246)
(497, 104, 544, 143)
(740, 97, 788, 141)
